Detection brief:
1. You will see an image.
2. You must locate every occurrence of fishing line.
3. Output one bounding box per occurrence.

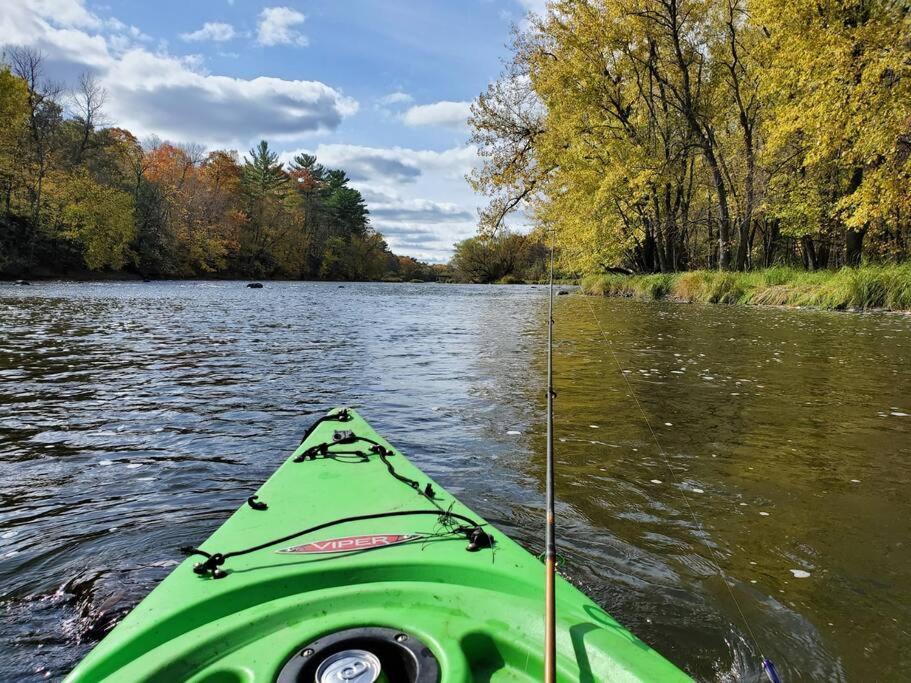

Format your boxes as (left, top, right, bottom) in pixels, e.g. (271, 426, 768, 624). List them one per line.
(579, 294, 780, 683)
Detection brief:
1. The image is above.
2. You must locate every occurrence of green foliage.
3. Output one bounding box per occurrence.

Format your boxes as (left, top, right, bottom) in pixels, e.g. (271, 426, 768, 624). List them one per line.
(46, 171, 135, 269)
(450, 230, 546, 283)
(581, 265, 911, 311)
(0, 67, 30, 264)
(242, 140, 288, 199)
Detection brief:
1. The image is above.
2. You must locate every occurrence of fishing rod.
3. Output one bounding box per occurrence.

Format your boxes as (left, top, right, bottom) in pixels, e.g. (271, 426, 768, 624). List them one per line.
(544, 228, 557, 683)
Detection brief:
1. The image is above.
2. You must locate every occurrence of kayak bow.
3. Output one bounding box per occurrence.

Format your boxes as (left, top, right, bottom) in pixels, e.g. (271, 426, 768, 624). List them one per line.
(66, 408, 689, 682)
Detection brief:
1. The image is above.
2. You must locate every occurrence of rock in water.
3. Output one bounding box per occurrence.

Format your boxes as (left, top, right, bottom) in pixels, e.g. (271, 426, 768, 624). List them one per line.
(247, 282, 264, 289)
(15, 279, 31, 286)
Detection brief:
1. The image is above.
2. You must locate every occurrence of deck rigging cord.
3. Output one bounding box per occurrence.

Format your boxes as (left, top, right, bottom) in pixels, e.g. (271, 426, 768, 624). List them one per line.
(295, 431, 439, 503)
(579, 294, 781, 683)
(182, 508, 492, 579)
(544, 228, 557, 683)
(183, 409, 495, 578)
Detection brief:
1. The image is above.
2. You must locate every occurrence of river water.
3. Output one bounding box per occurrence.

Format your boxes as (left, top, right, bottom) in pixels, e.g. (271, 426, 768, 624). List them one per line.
(1, 281, 909, 681)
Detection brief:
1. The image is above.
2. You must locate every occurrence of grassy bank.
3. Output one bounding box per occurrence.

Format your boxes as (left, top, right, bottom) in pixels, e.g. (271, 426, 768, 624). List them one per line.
(580, 265, 911, 311)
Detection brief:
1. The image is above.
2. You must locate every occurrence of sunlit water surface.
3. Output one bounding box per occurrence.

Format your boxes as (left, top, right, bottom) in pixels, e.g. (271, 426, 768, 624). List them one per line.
(1, 281, 909, 681)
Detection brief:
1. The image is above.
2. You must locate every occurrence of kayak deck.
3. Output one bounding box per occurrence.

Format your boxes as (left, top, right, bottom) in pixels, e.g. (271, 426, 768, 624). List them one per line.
(66, 408, 688, 682)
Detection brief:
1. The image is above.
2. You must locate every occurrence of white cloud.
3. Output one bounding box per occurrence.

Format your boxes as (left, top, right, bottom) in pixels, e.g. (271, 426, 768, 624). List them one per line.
(402, 101, 472, 129)
(0, 0, 356, 146)
(105, 51, 357, 144)
(280, 143, 481, 262)
(305, 144, 477, 185)
(377, 91, 413, 106)
(180, 22, 236, 43)
(0, 0, 98, 52)
(375, 91, 414, 121)
(31, 0, 99, 28)
(256, 6, 308, 47)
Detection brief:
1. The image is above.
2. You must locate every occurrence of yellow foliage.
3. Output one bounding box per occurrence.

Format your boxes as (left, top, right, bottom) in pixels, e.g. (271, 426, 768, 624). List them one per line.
(44, 171, 135, 270)
(0, 68, 29, 203)
(471, 0, 911, 272)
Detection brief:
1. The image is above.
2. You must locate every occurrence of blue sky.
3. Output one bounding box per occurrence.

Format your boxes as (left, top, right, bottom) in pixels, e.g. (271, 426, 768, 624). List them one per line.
(1, 0, 545, 261)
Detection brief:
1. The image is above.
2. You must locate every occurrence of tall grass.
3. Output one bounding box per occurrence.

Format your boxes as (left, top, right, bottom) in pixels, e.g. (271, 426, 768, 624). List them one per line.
(580, 265, 911, 311)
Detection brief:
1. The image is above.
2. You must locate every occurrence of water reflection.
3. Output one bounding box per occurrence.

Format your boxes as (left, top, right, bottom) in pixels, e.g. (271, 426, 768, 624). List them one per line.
(1, 282, 909, 681)
(532, 297, 911, 681)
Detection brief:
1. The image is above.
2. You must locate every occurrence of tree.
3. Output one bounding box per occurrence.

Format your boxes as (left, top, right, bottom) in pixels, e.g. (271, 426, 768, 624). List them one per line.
(325, 184, 369, 237)
(9, 47, 63, 227)
(396, 255, 433, 281)
(0, 67, 29, 216)
(468, 31, 549, 234)
(44, 170, 135, 270)
(469, 0, 911, 273)
(68, 72, 107, 166)
(755, 0, 911, 266)
(243, 139, 288, 199)
(240, 140, 292, 273)
(451, 230, 537, 283)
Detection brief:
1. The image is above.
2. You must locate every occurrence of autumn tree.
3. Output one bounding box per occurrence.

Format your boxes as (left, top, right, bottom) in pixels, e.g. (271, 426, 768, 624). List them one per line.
(0, 67, 29, 216)
(0, 55, 425, 280)
(755, 0, 911, 266)
(43, 170, 135, 269)
(471, 0, 910, 272)
(8, 48, 65, 228)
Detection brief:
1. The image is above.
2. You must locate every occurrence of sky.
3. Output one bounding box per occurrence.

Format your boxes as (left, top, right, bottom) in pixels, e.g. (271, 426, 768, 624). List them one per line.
(0, 0, 546, 262)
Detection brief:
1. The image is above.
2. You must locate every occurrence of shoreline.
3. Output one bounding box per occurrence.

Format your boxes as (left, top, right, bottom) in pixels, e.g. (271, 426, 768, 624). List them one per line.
(1, 273, 573, 286)
(0, 277, 557, 287)
(580, 266, 911, 313)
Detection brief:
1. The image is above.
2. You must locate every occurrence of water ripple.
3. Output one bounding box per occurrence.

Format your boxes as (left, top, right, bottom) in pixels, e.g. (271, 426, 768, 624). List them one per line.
(1, 282, 909, 681)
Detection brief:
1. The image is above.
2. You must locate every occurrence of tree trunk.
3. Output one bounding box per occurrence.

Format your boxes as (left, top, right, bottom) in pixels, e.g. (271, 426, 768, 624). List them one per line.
(705, 149, 734, 270)
(664, 1, 733, 271)
(707, 210, 716, 270)
(801, 235, 818, 270)
(643, 222, 659, 272)
(763, 219, 780, 267)
(734, 146, 755, 271)
(845, 229, 865, 267)
(817, 239, 831, 269)
(844, 167, 866, 266)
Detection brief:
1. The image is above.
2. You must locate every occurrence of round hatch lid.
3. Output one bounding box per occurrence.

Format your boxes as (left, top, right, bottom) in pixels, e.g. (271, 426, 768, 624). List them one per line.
(315, 649, 382, 682)
(277, 627, 439, 683)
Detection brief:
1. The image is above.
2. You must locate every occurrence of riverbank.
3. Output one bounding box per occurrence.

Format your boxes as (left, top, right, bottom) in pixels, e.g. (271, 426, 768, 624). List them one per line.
(580, 265, 911, 312)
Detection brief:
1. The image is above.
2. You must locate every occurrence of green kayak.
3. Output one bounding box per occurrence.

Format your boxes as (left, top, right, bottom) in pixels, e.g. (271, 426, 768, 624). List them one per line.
(66, 408, 689, 682)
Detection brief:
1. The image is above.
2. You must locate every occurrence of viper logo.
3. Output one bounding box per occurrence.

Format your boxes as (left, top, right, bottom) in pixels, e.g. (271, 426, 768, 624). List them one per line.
(278, 534, 419, 554)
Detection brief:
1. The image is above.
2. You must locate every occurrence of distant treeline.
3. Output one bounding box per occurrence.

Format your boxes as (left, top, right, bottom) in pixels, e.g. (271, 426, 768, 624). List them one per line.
(449, 230, 549, 283)
(0, 47, 440, 282)
(470, 0, 911, 274)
